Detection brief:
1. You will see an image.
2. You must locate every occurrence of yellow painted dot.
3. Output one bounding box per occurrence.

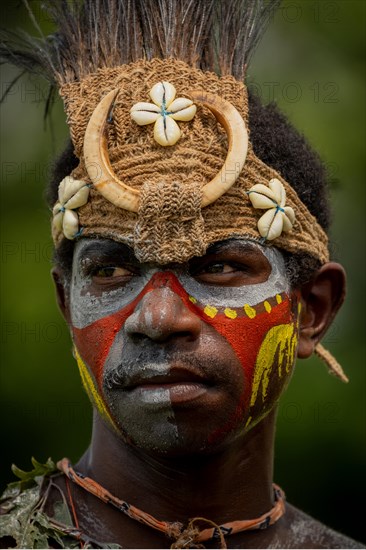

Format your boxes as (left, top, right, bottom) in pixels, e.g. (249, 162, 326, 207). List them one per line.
(224, 308, 237, 319)
(244, 304, 256, 319)
(204, 305, 218, 318)
(264, 300, 272, 313)
(189, 296, 197, 304)
(276, 294, 282, 304)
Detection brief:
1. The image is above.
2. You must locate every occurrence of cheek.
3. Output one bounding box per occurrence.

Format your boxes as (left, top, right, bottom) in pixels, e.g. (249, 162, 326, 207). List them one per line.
(190, 292, 300, 428)
(71, 298, 140, 432)
(72, 307, 132, 389)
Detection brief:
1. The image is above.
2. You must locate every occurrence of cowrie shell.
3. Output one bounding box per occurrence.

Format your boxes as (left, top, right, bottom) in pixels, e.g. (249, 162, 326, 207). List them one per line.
(171, 104, 197, 121)
(131, 82, 196, 146)
(62, 209, 80, 240)
(258, 208, 284, 241)
(248, 178, 296, 240)
(249, 192, 277, 210)
(154, 116, 181, 147)
(64, 185, 90, 210)
(130, 102, 160, 113)
(150, 81, 176, 108)
(52, 210, 64, 232)
(269, 178, 286, 206)
(59, 176, 86, 204)
(131, 110, 160, 125)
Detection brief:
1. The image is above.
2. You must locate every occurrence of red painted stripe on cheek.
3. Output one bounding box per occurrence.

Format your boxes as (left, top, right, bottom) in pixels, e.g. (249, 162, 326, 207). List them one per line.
(201, 299, 294, 443)
(205, 299, 293, 403)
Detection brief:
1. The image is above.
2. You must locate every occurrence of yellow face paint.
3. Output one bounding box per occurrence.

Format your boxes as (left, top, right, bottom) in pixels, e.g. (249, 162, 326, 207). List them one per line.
(74, 346, 117, 431)
(276, 294, 283, 305)
(250, 323, 298, 407)
(244, 303, 256, 319)
(204, 305, 218, 318)
(245, 416, 252, 429)
(224, 308, 238, 319)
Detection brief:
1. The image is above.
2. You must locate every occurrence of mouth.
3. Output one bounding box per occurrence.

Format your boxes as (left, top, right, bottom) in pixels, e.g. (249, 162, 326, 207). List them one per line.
(134, 382, 208, 405)
(117, 366, 214, 405)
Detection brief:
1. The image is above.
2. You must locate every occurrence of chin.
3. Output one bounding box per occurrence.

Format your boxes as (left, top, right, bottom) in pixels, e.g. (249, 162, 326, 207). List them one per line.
(109, 408, 255, 459)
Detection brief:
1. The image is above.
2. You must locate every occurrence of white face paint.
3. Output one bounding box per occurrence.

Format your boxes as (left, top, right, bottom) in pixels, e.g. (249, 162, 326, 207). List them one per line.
(70, 237, 291, 453)
(70, 238, 289, 329)
(178, 245, 288, 308)
(109, 383, 179, 452)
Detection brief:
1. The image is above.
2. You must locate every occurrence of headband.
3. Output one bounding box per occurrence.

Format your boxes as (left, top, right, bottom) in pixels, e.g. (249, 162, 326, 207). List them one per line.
(52, 58, 329, 266)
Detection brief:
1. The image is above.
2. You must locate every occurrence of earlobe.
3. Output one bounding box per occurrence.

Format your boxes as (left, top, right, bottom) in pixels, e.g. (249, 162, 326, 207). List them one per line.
(51, 266, 71, 325)
(297, 262, 346, 359)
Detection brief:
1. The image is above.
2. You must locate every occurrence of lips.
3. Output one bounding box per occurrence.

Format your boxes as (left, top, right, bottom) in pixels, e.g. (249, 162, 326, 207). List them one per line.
(124, 367, 208, 389)
(107, 364, 214, 405)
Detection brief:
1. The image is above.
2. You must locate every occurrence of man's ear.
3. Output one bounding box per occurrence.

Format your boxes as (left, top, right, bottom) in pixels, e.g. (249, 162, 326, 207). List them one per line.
(51, 266, 71, 325)
(297, 262, 346, 359)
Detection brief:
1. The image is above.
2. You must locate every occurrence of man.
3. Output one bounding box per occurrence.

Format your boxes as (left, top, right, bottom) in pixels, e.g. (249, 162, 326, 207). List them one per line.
(0, 0, 363, 547)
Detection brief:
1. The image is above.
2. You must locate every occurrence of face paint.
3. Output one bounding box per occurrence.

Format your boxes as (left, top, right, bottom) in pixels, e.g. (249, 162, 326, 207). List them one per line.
(69, 238, 300, 453)
(70, 241, 288, 328)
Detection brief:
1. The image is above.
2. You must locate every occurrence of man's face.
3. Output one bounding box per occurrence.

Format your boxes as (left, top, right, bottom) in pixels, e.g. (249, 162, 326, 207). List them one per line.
(68, 237, 300, 455)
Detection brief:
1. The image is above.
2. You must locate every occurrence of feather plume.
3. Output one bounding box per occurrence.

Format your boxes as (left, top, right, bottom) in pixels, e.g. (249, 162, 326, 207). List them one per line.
(1, 0, 280, 93)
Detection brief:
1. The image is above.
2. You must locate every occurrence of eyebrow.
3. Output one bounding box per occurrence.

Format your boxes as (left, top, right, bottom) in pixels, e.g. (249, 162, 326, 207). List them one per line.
(76, 240, 136, 262)
(205, 239, 264, 256)
(75, 238, 265, 267)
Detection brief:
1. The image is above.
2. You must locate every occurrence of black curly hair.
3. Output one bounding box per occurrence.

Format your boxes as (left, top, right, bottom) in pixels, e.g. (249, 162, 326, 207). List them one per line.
(49, 89, 328, 288)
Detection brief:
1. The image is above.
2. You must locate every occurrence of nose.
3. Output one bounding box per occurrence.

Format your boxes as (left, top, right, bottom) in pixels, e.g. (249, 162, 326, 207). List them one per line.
(124, 287, 202, 342)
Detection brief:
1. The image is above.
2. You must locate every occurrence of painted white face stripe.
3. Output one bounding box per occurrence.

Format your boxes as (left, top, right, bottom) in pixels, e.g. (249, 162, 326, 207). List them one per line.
(70, 239, 288, 329)
(178, 245, 288, 309)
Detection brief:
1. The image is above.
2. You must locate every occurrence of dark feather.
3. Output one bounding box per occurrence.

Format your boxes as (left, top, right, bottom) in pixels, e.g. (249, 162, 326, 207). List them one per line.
(0, 0, 280, 90)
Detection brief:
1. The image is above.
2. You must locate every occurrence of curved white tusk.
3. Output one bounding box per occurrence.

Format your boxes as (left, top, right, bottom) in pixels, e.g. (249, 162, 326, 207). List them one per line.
(84, 88, 140, 213)
(188, 90, 248, 207)
(84, 89, 248, 213)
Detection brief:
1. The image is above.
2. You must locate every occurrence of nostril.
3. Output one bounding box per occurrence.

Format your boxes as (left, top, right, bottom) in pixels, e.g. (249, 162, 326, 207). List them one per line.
(128, 329, 197, 344)
(128, 331, 148, 344)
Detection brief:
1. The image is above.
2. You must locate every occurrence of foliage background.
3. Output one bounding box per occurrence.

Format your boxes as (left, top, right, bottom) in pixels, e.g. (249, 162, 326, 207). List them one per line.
(1, 0, 365, 543)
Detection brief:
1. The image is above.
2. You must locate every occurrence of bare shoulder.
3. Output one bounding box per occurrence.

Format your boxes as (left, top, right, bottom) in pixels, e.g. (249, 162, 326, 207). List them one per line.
(267, 503, 364, 549)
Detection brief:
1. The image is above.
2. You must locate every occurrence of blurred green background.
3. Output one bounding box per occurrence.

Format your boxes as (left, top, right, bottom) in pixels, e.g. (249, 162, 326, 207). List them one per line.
(1, 0, 365, 544)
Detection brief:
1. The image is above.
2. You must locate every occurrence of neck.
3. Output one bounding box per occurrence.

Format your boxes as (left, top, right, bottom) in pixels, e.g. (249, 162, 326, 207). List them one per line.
(77, 409, 277, 525)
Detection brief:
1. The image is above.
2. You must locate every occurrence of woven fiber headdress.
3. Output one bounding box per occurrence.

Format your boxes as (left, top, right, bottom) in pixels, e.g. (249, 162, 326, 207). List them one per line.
(0, 0, 347, 381)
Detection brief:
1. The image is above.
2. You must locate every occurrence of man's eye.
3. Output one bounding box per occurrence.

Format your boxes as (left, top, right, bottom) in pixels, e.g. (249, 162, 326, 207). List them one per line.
(93, 266, 132, 279)
(203, 263, 236, 274)
(193, 262, 247, 285)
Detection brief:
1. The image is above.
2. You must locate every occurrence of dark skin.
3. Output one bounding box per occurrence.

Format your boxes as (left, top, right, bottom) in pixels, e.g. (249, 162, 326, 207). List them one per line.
(50, 239, 352, 549)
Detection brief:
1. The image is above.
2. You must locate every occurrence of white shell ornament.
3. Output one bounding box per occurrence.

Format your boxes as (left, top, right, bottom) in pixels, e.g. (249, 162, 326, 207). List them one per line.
(130, 81, 196, 146)
(84, 89, 248, 213)
(247, 178, 296, 241)
(52, 176, 90, 240)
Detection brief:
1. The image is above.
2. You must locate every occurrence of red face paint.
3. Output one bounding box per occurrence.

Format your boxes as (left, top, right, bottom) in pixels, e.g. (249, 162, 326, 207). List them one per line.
(73, 271, 298, 441)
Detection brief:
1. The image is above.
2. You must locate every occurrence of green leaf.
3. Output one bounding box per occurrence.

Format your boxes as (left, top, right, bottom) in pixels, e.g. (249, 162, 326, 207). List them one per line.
(12, 457, 56, 481)
(7, 457, 57, 495)
(1, 468, 123, 549)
